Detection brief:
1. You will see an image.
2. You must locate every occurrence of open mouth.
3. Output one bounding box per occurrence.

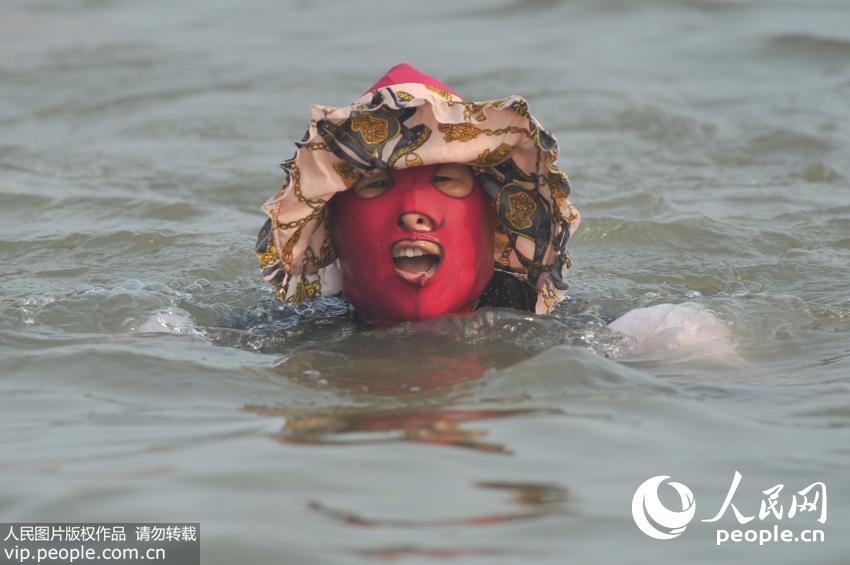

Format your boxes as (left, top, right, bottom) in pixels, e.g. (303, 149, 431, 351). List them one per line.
(391, 240, 443, 286)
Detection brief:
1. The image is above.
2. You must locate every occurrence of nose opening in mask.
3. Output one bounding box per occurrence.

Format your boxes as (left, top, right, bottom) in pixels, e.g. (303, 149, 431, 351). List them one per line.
(397, 212, 435, 232)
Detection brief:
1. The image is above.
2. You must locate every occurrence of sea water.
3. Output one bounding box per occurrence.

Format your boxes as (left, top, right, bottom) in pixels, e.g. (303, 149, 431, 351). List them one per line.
(2, 1, 849, 563)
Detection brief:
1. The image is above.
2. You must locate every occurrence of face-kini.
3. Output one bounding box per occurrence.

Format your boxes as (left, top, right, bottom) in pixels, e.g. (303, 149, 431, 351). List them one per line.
(330, 163, 495, 324)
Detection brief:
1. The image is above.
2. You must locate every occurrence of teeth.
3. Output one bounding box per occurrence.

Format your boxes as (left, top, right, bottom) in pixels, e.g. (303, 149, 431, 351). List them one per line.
(394, 248, 426, 258)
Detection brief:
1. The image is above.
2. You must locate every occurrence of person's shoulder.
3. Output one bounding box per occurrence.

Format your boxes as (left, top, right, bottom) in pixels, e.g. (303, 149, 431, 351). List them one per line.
(477, 269, 536, 311)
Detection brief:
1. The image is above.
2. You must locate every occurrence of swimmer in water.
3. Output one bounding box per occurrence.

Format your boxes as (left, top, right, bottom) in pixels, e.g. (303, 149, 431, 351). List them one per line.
(254, 63, 736, 359)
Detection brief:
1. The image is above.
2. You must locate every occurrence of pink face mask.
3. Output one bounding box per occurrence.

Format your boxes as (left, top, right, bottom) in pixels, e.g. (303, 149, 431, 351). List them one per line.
(330, 164, 495, 323)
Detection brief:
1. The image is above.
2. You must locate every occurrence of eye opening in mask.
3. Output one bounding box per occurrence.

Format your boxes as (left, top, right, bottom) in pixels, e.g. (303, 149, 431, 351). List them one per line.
(432, 163, 475, 198)
(351, 170, 393, 199)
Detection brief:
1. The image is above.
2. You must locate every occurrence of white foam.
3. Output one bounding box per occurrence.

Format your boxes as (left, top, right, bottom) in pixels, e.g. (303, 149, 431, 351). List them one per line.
(135, 307, 205, 337)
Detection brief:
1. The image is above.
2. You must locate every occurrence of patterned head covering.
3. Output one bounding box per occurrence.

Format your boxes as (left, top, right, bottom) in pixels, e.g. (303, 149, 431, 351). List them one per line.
(256, 63, 580, 315)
